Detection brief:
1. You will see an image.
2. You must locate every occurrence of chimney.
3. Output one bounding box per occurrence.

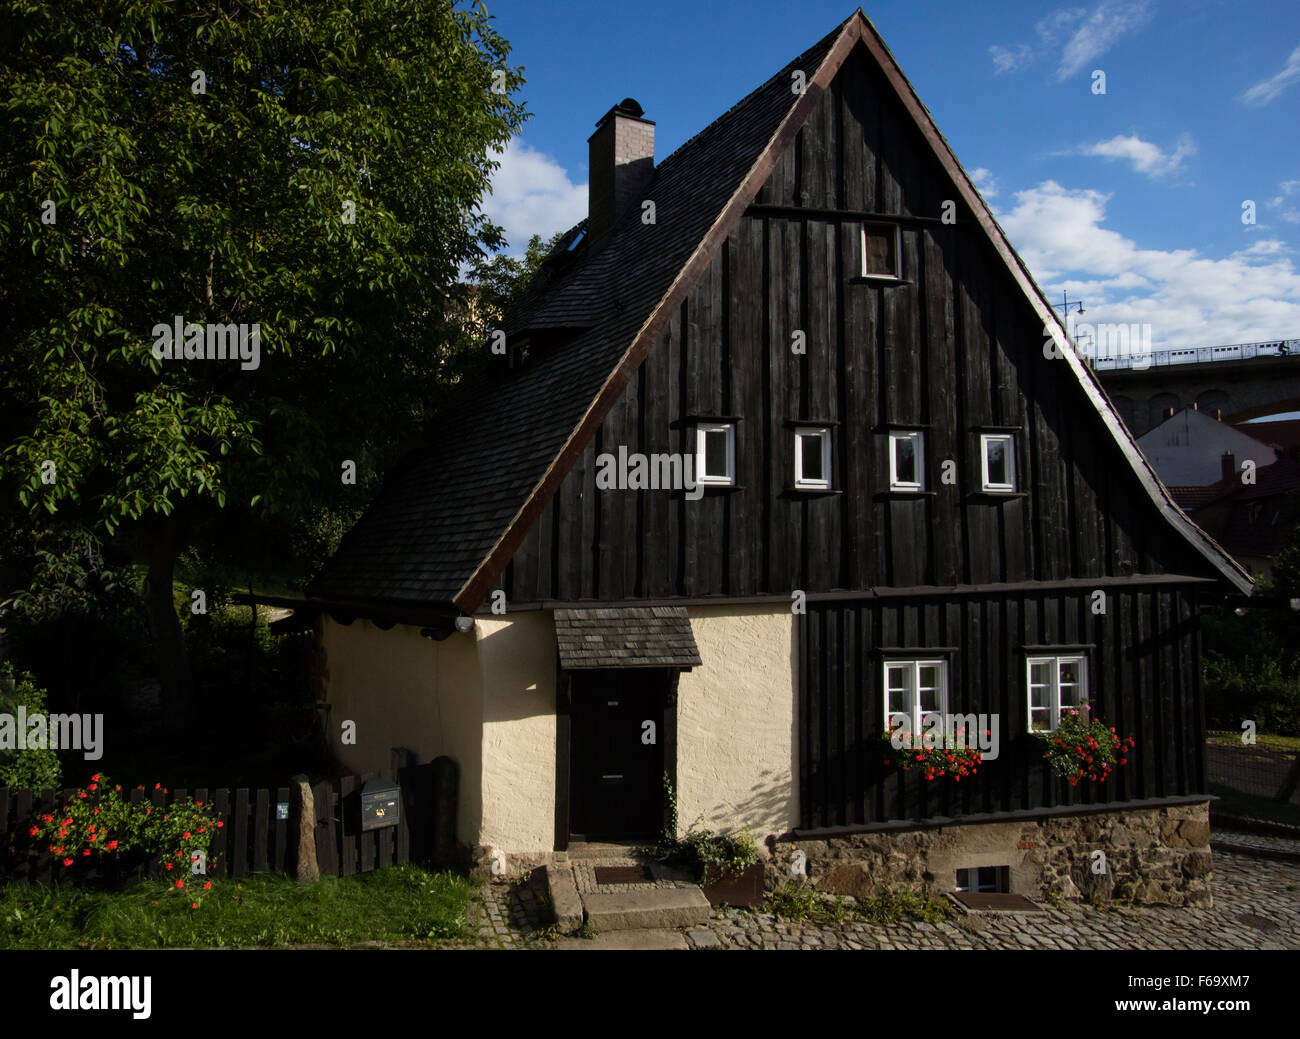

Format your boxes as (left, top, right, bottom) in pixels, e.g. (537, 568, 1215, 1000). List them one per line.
(588, 98, 655, 247)
(1221, 452, 1236, 483)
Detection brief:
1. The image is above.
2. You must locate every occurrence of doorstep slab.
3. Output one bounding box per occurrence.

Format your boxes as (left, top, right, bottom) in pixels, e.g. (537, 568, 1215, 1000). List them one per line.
(542, 864, 585, 934)
(555, 928, 689, 950)
(581, 886, 711, 931)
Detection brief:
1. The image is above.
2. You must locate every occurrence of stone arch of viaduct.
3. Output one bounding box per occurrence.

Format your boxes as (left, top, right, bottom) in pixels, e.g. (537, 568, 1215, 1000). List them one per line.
(1097, 355, 1300, 437)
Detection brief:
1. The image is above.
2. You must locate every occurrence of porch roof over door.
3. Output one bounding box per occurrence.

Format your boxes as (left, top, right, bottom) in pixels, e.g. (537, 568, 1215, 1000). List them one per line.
(554, 606, 702, 670)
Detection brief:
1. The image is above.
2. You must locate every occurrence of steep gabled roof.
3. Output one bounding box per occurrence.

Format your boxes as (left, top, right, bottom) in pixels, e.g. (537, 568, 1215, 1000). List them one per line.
(310, 9, 1251, 614)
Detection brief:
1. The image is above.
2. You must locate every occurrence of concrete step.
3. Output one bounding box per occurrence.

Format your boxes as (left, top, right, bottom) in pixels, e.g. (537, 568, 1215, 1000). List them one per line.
(582, 886, 711, 932)
(556, 928, 689, 950)
(541, 864, 585, 934)
(566, 841, 650, 862)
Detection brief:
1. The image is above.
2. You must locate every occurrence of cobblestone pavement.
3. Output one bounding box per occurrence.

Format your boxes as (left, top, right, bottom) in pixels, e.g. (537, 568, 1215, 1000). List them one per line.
(1211, 828, 1300, 860)
(683, 849, 1300, 950)
(465, 847, 1300, 950)
(469, 871, 553, 949)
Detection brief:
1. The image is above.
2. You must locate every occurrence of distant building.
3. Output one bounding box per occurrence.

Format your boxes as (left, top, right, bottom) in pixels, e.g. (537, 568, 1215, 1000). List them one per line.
(1137, 407, 1275, 486)
(1142, 409, 1300, 578)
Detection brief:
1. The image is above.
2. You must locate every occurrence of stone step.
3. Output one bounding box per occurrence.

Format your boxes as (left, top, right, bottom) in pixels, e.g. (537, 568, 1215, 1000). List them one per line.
(566, 841, 651, 862)
(582, 886, 712, 932)
(556, 928, 689, 950)
(541, 864, 585, 934)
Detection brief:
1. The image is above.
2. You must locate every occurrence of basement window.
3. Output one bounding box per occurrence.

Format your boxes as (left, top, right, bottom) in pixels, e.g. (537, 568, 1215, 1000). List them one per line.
(861, 221, 901, 279)
(980, 433, 1016, 492)
(955, 866, 1009, 893)
(696, 422, 735, 486)
(1027, 655, 1088, 733)
(889, 430, 924, 491)
(794, 427, 832, 489)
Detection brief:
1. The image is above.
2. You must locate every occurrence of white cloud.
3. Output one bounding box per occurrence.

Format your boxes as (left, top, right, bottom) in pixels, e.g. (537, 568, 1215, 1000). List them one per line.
(1243, 44, 1300, 106)
(971, 167, 999, 198)
(1268, 179, 1300, 224)
(995, 180, 1300, 347)
(1078, 133, 1196, 178)
(988, 2, 1152, 82)
(480, 139, 587, 257)
(1054, 1, 1152, 81)
(990, 43, 1034, 75)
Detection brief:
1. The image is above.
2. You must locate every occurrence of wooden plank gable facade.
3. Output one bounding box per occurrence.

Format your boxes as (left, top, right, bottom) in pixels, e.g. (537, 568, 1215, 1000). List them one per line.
(492, 40, 1231, 829)
(499, 43, 1214, 605)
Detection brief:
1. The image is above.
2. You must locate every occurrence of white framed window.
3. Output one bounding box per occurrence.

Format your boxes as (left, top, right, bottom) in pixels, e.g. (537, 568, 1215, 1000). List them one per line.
(794, 427, 832, 489)
(861, 221, 901, 279)
(980, 433, 1016, 492)
(883, 659, 948, 740)
(695, 422, 735, 486)
(1026, 655, 1088, 732)
(889, 431, 924, 491)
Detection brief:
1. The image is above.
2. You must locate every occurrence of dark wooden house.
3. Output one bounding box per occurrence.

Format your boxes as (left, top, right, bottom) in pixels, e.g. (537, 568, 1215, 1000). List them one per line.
(308, 10, 1250, 904)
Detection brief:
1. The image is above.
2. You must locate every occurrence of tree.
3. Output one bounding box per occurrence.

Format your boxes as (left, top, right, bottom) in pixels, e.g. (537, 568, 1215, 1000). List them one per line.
(0, 1, 527, 714)
(466, 231, 562, 333)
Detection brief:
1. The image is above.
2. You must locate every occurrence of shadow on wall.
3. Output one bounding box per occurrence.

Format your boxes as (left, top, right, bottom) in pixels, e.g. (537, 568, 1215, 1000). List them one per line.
(703, 768, 797, 840)
(475, 615, 556, 724)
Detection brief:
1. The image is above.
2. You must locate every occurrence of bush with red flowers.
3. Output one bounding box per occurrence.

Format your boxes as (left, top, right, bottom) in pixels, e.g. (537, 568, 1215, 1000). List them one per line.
(882, 726, 983, 782)
(27, 774, 222, 881)
(1036, 709, 1135, 786)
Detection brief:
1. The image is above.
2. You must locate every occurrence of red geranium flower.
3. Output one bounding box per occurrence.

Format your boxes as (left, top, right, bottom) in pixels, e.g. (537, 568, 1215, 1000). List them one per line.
(203, 881, 212, 890)
(174, 879, 184, 889)
(27, 826, 38, 837)
(62, 857, 74, 866)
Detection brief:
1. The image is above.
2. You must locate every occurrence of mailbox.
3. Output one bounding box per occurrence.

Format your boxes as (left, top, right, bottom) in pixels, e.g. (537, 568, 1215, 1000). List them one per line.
(360, 780, 401, 832)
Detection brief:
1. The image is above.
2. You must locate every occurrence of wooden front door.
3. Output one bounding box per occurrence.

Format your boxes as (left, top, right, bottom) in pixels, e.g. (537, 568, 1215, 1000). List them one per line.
(568, 669, 667, 840)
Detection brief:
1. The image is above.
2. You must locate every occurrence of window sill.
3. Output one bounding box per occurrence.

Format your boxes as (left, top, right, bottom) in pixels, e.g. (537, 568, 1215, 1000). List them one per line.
(876, 490, 937, 500)
(850, 276, 910, 286)
(784, 487, 842, 498)
(968, 490, 1028, 499)
(690, 483, 744, 495)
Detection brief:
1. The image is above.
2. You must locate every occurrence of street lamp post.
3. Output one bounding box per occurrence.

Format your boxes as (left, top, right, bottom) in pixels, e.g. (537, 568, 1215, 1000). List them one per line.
(1052, 291, 1086, 356)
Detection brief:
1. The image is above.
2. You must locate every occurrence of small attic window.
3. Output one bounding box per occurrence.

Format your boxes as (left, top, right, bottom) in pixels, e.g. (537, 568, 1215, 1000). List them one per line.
(567, 230, 586, 251)
(862, 222, 901, 279)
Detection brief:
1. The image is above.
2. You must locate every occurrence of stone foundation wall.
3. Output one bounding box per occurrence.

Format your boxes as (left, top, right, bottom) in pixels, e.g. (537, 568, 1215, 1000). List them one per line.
(769, 802, 1212, 907)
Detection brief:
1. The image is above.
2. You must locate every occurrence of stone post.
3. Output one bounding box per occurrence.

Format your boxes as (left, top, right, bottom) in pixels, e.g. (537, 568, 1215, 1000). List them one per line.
(291, 773, 320, 883)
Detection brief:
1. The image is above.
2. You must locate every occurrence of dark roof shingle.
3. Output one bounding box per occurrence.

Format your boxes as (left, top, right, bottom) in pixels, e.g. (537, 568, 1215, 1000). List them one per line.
(308, 18, 847, 609)
(555, 606, 702, 669)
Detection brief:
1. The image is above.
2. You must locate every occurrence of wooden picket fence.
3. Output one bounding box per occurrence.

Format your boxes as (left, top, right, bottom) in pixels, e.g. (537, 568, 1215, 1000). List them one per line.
(0, 758, 457, 885)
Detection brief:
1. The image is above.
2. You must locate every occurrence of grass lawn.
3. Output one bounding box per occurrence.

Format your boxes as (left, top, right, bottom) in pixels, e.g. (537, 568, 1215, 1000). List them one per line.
(0, 864, 476, 949)
(1206, 730, 1300, 754)
(1209, 784, 1300, 830)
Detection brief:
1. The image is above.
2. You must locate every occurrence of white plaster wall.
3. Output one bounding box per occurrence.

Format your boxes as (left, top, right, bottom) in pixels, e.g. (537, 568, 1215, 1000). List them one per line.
(1137, 407, 1275, 485)
(476, 612, 558, 855)
(319, 616, 484, 846)
(675, 604, 798, 842)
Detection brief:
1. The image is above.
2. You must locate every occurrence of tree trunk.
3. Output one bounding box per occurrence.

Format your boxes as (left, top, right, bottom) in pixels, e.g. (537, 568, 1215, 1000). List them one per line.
(142, 523, 194, 735)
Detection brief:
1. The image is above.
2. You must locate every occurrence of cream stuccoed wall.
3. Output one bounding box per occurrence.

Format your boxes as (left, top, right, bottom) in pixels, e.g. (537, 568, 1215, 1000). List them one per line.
(322, 606, 794, 856)
(476, 612, 557, 854)
(319, 616, 485, 846)
(319, 611, 557, 856)
(676, 604, 798, 841)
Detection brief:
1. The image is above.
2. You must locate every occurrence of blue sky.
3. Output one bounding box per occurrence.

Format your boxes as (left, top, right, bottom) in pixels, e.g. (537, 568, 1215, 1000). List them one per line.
(478, 0, 1300, 353)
